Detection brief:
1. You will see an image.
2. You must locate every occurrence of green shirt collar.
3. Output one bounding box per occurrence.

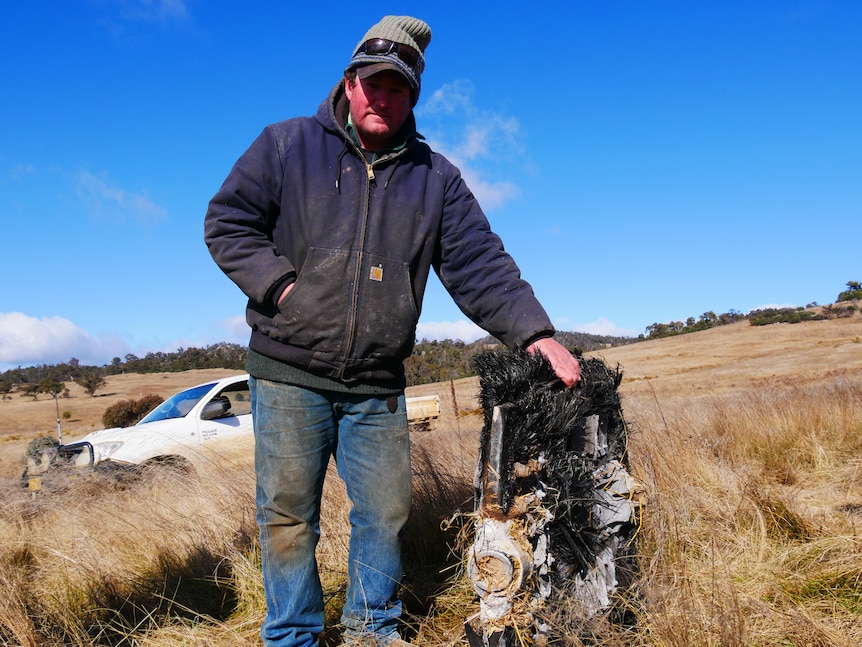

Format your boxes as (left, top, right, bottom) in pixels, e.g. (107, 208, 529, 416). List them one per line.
(346, 113, 414, 162)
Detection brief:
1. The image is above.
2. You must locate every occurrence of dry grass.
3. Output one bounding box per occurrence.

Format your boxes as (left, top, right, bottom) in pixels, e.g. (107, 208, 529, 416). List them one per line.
(1, 313, 861, 645)
(0, 457, 260, 645)
(625, 376, 862, 647)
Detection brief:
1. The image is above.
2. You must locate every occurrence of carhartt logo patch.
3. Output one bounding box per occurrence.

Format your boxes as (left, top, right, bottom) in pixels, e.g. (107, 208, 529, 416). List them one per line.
(369, 265, 384, 282)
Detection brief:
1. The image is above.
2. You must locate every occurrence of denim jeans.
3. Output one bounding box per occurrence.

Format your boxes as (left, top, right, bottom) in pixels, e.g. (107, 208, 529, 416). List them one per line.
(250, 377, 412, 647)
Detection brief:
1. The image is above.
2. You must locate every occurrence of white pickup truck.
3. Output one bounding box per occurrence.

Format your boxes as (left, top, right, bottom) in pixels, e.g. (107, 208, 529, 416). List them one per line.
(25, 374, 440, 487)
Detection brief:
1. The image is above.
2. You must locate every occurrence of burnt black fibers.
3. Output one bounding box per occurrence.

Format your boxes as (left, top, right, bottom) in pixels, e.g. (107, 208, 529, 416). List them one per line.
(472, 348, 636, 592)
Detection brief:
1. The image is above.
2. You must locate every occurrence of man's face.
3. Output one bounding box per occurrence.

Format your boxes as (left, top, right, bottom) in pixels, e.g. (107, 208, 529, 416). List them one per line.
(344, 69, 412, 151)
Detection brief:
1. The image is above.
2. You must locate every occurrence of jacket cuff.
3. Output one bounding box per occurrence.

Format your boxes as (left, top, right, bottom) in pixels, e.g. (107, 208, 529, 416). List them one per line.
(520, 331, 555, 350)
(267, 273, 296, 307)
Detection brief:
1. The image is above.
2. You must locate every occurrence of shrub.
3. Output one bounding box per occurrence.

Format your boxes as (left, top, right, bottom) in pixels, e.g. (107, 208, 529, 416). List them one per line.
(74, 369, 106, 397)
(102, 394, 164, 428)
(748, 307, 825, 326)
(26, 435, 59, 455)
(837, 280, 862, 302)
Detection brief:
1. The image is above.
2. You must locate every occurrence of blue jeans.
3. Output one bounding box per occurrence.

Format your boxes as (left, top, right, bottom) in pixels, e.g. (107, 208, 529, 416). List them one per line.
(250, 378, 412, 647)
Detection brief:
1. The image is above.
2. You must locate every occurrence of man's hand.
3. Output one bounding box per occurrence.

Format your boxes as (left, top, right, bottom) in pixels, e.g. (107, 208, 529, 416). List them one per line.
(277, 283, 294, 305)
(526, 337, 581, 388)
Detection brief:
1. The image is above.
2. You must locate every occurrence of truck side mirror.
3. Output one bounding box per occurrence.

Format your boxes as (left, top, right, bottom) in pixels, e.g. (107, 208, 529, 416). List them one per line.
(201, 396, 231, 420)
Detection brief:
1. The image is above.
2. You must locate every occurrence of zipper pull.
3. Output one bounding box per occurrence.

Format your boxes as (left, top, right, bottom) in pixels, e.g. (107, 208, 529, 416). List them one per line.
(366, 163, 375, 182)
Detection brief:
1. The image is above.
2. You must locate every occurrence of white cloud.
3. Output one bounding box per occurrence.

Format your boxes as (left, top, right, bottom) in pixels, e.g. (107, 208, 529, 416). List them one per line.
(218, 315, 251, 344)
(749, 303, 797, 312)
(0, 312, 253, 372)
(0, 312, 131, 370)
(8, 163, 36, 182)
(151, 0, 189, 20)
(92, 0, 191, 42)
(113, 0, 189, 22)
(416, 319, 487, 343)
(418, 80, 524, 212)
(75, 169, 167, 226)
(457, 168, 520, 212)
(421, 80, 474, 116)
(554, 317, 640, 338)
(415, 316, 640, 344)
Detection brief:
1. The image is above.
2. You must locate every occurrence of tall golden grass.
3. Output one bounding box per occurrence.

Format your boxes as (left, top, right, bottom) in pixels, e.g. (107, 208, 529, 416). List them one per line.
(625, 376, 862, 647)
(1, 316, 861, 645)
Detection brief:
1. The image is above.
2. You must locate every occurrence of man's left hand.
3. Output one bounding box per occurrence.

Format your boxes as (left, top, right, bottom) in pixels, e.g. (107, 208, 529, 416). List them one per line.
(526, 337, 581, 388)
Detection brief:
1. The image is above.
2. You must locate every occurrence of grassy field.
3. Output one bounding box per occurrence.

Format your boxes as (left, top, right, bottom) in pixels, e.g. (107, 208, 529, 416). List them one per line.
(1, 313, 861, 645)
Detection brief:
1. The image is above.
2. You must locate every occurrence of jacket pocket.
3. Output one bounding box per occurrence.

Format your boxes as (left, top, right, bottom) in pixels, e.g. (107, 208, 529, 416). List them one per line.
(271, 246, 356, 357)
(351, 252, 419, 361)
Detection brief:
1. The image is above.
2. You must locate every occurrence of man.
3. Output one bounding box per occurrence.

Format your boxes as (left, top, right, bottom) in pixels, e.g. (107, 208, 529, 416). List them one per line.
(204, 15, 580, 647)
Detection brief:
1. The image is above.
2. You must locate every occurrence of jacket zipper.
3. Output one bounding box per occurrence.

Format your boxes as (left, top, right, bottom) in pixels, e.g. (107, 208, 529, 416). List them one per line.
(337, 157, 376, 380)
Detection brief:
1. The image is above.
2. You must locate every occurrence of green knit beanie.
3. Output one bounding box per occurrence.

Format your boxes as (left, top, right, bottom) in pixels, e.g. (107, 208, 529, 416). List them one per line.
(346, 15, 432, 105)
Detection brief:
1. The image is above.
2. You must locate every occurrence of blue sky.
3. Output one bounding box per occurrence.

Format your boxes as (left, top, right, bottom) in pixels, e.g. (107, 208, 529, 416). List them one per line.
(1, 1, 860, 370)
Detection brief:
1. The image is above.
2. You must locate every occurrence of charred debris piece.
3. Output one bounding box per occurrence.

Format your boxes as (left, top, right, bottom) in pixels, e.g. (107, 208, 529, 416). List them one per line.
(465, 348, 644, 646)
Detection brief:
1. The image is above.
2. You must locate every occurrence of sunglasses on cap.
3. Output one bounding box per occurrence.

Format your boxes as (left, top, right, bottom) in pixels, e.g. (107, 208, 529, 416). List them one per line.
(357, 38, 425, 73)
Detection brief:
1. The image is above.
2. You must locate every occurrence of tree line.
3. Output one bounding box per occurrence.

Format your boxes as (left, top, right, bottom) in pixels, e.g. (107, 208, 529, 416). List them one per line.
(0, 343, 249, 400)
(3, 281, 857, 395)
(404, 330, 637, 385)
(1, 331, 638, 397)
(643, 280, 859, 340)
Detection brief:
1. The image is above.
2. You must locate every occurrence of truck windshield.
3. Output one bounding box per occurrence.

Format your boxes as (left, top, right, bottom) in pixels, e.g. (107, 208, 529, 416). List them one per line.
(138, 383, 216, 424)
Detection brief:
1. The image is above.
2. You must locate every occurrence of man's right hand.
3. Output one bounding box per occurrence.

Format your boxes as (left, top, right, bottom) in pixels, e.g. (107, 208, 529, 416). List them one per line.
(526, 337, 581, 388)
(277, 283, 294, 305)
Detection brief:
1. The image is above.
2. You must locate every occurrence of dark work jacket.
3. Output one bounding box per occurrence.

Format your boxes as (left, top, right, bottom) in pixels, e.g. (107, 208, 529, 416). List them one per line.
(204, 81, 554, 385)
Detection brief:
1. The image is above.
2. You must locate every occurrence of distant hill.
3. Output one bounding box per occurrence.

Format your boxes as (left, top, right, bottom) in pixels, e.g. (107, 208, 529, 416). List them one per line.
(2, 310, 860, 479)
(2, 295, 858, 390)
(0, 332, 636, 391)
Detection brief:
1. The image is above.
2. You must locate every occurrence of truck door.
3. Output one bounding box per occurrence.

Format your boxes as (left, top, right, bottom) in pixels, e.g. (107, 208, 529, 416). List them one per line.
(196, 378, 254, 467)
